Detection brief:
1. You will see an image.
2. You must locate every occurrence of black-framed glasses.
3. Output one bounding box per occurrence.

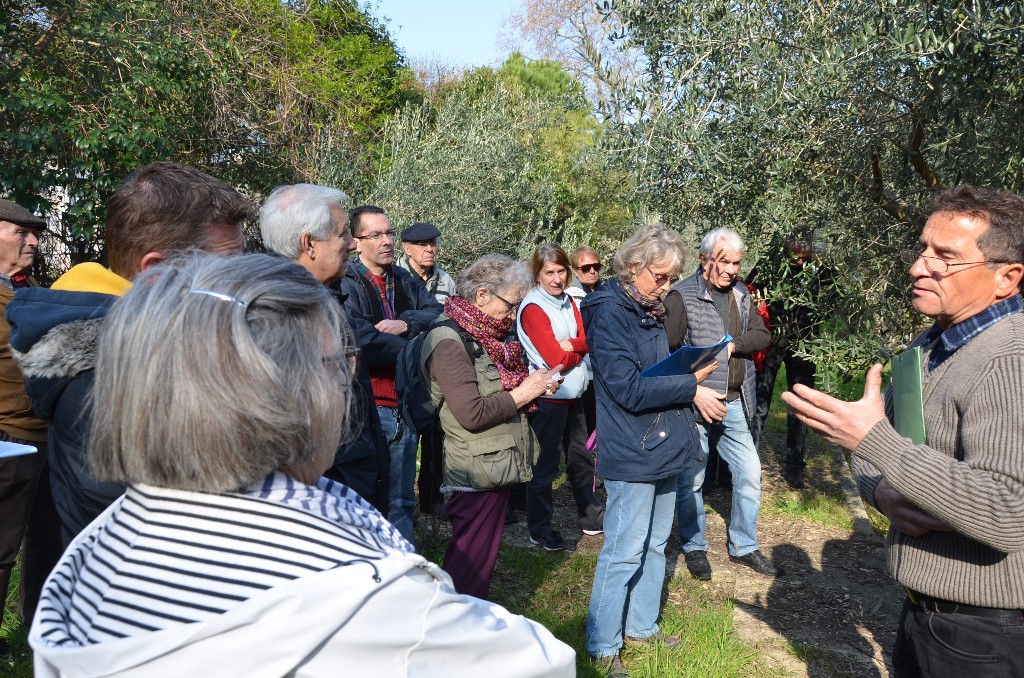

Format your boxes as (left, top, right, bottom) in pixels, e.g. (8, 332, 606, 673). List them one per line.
(404, 239, 438, 247)
(353, 230, 397, 241)
(900, 249, 1005, 274)
(646, 266, 677, 287)
(575, 262, 602, 274)
(492, 291, 520, 315)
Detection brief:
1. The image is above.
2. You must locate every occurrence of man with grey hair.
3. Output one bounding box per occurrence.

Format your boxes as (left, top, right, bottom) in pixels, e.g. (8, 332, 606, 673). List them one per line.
(784, 186, 1024, 677)
(259, 183, 389, 510)
(7, 162, 253, 548)
(0, 199, 61, 640)
(665, 227, 778, 580)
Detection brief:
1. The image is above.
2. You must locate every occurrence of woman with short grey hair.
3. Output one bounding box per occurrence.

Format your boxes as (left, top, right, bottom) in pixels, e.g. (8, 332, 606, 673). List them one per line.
(421, 253, 561, 599)
(30, 252, 574, 678)
(581, 224, 715, 674)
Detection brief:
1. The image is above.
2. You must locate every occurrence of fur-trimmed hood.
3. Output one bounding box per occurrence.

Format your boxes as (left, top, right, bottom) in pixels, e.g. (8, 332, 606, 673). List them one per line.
(6, 287, 117, 419)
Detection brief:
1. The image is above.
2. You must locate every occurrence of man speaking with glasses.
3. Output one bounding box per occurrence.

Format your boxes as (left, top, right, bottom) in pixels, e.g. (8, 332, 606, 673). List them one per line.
(665, 227, 777, 580)
(337, 206, 442, 547)
(784, 185, 1024, 678)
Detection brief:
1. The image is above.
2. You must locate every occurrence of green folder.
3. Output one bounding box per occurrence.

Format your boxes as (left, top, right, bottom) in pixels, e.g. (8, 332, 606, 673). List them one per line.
(891, 346, 926, 444)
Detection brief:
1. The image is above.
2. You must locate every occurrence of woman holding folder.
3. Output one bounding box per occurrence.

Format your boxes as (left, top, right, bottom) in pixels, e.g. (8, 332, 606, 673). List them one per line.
(579, 225, 716, 674)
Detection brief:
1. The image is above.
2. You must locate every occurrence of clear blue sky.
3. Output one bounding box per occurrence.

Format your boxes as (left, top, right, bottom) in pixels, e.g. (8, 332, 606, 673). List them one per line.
(370, 0, 522, 69)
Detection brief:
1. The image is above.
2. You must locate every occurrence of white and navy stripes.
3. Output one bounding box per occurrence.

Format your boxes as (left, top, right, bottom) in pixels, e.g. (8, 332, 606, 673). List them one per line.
(36, 473, 412, 645)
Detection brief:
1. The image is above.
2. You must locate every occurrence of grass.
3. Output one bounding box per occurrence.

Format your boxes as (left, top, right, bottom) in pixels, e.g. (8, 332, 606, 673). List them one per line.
(2, 564, 33, 678)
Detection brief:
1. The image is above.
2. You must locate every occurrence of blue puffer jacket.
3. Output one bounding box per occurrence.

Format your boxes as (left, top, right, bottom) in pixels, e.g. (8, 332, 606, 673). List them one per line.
(580, 282, 703, 482)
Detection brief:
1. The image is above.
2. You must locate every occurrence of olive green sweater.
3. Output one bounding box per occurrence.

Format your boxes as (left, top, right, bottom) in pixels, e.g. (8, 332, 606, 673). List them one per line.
(853, 312, 1024, 608)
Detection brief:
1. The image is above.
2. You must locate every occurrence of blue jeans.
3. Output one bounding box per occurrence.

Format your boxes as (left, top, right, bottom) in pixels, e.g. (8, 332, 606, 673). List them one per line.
(586, 476, 676, 659)
(378, 406, 419, 548)
(676, 398, 762, 557)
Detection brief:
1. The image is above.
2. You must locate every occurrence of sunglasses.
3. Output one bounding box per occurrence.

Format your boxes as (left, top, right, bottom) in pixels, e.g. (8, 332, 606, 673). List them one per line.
(576, 263, 602, 274)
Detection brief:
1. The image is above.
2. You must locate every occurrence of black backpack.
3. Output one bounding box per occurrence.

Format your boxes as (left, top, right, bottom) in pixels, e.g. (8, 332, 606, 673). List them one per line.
(396, 319, 481, 434)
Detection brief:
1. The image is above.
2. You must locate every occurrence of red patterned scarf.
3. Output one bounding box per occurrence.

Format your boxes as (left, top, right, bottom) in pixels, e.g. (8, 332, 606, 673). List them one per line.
(444, 295, 529, 390)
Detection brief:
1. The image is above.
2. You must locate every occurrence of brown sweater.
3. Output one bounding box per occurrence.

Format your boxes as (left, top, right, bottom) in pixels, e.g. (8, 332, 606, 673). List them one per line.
(0, 281, 46, 442)
(854, 312, 1024, 608)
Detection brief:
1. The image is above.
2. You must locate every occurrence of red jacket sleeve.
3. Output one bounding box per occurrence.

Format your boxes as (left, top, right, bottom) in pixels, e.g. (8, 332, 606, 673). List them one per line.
(520, 303, 583, 370)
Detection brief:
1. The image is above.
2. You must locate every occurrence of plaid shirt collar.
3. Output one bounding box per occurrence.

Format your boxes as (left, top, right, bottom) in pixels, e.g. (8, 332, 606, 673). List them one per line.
(926, 295, 1022, 368)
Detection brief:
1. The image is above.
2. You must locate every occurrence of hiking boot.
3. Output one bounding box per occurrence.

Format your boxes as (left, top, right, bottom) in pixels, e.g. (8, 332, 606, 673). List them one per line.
(529, 531, 568, 552)
(580, 503, 605, 536)
(730, 549, 783, 576)
(624, 629, 682, 650)
(684, 550, 712, 580)
(591, 653, 630, 678)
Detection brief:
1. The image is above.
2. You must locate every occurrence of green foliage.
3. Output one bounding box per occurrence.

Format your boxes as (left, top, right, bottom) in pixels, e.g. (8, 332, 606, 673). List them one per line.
(366, 54, 634, 272)
(0, 0, 416, 278)
(611, 0, 1024, 370)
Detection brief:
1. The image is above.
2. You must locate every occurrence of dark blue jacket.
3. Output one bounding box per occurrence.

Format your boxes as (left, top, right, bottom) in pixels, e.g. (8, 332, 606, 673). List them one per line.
(580, 283, 702, 482)
(7, 287, 121, 547)
(333, 259, 443, 371)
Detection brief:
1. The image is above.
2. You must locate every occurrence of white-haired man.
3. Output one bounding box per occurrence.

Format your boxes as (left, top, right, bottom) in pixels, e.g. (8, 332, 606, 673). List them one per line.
(666, 227, 778, 580)
(259, 184, 390, 512)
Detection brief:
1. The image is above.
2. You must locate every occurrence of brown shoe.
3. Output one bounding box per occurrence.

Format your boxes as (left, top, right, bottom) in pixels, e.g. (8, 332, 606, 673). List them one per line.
(624, 629, 682, 650)
(591, 653, 630, 678)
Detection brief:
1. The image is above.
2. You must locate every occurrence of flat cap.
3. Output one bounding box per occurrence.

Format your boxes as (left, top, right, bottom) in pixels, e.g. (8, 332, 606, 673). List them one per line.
(0, 199, 47, 230)
(401, 222, 441, 242)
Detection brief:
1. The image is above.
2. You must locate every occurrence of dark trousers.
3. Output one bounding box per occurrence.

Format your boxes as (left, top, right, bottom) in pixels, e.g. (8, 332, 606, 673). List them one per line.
(0, 437, 62, 624)
(442, 487, 510, 600)
(527, 398, 596, 538)
(892, 598, 1024, 678)
(416, 419, 445, 513)
(749, 342, 816, 471)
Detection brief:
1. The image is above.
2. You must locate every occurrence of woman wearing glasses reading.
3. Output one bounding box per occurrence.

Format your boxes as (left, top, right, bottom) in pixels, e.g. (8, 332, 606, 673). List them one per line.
(581, 225, 716, 675)
(419, 254, 562, 600)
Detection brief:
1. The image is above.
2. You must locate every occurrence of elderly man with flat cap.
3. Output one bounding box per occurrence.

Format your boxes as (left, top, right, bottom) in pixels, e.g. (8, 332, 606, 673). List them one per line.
(395, 222, 456, 305)
(0, 199, 61, 643)
(394, 221, 457, 515)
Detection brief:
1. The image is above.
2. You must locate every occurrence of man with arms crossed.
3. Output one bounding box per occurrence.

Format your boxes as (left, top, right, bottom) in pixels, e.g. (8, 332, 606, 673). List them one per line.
(784, 185, 1024, 677)
(667, 227, 778, 579)
(336, 206, 442, 546)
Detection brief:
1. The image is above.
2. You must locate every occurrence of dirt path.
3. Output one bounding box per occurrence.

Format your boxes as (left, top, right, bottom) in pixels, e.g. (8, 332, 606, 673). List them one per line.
(692, 432, 902, 678)
(493, 430, 903, 677)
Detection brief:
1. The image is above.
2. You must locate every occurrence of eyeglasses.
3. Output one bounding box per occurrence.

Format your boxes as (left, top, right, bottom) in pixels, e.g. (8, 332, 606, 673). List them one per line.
(646, 266, 677, 287)
(323, 347, 361, 379)
(900, 249, 1005, 274)
(492, 291, 520, 315)
(575, 262, 602, 274)
(405, 239, 438, 247)
(353, 230, 397, 242)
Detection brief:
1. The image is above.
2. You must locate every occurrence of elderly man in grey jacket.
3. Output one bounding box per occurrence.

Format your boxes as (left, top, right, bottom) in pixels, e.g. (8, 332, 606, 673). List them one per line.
(665, 227, 777, 581)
